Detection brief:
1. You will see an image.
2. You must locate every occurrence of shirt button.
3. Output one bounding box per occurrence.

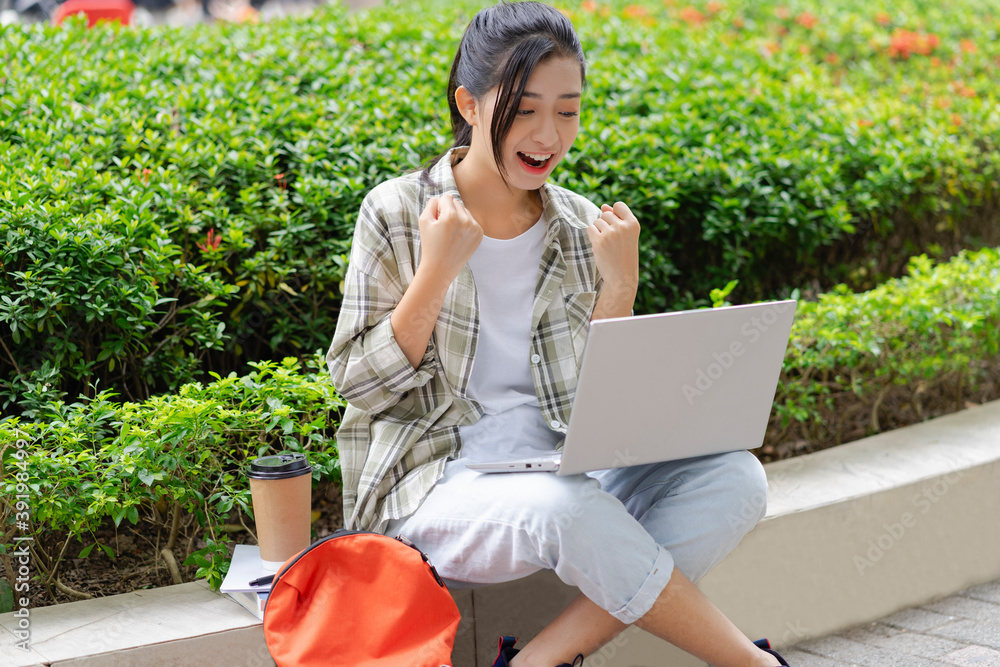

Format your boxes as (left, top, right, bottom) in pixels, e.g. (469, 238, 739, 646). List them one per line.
(550, 420, 562, 429)
(531, 353, 541, 364)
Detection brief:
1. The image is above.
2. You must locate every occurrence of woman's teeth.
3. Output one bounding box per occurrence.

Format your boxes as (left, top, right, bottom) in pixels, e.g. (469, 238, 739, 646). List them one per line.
(518, 152, 552, 168)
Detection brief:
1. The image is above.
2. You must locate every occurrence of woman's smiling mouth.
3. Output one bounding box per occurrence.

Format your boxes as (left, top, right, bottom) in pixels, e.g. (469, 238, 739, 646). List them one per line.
(517, 151, 554, 170)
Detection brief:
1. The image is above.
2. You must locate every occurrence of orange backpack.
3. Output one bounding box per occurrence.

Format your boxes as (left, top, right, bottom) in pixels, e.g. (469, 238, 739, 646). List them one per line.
(262, 530, 461, 667)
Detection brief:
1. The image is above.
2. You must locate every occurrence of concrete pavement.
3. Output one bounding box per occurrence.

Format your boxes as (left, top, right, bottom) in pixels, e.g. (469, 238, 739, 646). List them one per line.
(783, 578, 1000, 666)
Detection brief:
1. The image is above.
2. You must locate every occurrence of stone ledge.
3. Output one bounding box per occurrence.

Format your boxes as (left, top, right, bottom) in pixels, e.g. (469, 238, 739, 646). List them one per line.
(3, 400, 998, 667)
(0, 581, 272, 667)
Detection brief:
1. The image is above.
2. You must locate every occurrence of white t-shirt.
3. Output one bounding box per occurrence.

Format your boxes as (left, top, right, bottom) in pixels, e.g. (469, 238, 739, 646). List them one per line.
(458, 216, 563, 462)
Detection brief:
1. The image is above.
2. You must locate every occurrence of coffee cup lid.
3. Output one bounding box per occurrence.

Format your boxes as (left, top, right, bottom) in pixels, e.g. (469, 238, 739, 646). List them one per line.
(248, 452, 312, 480)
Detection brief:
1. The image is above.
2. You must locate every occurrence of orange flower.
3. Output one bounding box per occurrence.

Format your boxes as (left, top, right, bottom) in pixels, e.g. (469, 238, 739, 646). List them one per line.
(888, 29, 939, 59)
(775, 6, 790, 20)
(732, 16, 744, 29)
(960, 39, 976, 54)
(706, 0, 724, 13)
(951, 113, 962, 126)
(798, 44, 810, 55)
(624, 4, 648, 18)
(930, 56, 942, 67)
(795, 11, 817, 29)
(934, 97, 951, 109)
(275, 173, 288, 190)
(857, 119, 874, 128)
(679, 6, 706, 24)
(875, 11, 891, 27)
(763, 41, 781, 55)
(951, 81, 976, 98)
(196, 228, 222, 252)
(825, 53, 840, 65)
(582, 0, 597, 12)
(140, 167, 152, 184)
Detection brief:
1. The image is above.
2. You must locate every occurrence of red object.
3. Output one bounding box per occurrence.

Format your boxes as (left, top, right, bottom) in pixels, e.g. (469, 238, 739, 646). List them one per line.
(263, 531, 461, 666)
(53, 0, 134, 27)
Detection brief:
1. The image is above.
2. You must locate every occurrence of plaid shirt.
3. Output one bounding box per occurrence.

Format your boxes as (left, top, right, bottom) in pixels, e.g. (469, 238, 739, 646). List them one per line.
(327, 147, 603, 533)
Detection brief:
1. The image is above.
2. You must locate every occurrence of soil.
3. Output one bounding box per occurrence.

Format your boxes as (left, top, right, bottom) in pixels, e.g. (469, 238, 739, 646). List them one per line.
(758, 365, 1000, 463)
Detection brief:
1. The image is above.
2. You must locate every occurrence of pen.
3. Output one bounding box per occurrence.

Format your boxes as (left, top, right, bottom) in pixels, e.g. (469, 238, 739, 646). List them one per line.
(249, 575, 274, 587)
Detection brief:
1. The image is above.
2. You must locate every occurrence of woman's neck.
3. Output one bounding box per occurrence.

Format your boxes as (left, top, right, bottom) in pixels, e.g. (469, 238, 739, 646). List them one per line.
(452, 151, 543, 240)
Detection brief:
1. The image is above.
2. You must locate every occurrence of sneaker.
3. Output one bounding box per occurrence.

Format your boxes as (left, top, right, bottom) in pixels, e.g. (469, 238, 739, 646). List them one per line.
(753, 638, 791, 666)
(492, 636, 584, 667)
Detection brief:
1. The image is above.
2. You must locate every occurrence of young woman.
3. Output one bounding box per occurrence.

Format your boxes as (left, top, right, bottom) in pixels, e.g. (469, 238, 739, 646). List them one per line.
(327, 3, 790, 666)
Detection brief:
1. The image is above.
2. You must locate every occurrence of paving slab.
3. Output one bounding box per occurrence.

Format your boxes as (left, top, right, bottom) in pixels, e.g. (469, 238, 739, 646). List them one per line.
(778, 649, 853, 666)
(794, 635, 948, 666)
(922, 597, 1000, 625)
(928, 619, 1000, 652)
(881, 608, 960, 633)
(841, 622, 966, 660)
(965, 582, 1000, 606)
(789, 577, 1000, 667)
(939, 645, 1000, 667)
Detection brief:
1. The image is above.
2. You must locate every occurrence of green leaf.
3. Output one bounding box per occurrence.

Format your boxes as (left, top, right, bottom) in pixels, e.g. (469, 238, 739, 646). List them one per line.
(0, 580, 14, 614)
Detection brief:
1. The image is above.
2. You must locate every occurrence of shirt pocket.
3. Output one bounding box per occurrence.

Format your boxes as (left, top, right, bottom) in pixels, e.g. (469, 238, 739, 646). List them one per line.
(563, 290, 597, 366)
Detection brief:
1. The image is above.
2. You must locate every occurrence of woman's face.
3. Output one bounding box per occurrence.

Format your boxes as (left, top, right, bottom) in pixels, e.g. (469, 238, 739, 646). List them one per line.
(478, 56, 583, 191)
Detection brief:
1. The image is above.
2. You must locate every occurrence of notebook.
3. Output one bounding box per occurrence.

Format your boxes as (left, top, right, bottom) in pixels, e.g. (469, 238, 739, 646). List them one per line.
(466, 300, 797, 476)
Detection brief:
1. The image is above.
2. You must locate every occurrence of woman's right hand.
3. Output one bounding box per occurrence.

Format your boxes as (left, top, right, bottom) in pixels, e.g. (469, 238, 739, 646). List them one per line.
(390, 194, 482, 369)
(417, 194, 483, 284)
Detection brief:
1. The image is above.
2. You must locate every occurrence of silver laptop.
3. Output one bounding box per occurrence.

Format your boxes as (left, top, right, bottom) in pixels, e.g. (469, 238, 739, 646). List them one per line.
(467, 300, 797, 476)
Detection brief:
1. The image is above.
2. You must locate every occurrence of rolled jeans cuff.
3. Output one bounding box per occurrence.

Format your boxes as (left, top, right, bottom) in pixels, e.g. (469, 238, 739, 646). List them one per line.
(609, 546, 675, 624)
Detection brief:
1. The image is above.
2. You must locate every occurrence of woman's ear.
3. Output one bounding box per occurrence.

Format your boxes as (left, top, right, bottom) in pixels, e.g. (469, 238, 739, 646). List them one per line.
(455, 86, 479, 126)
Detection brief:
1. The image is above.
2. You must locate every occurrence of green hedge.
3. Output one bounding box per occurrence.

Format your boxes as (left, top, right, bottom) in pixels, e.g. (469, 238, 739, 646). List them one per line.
(2, 0, 999, 405)
(770, 246, 1000, 455)
(0, 357, 343, 593)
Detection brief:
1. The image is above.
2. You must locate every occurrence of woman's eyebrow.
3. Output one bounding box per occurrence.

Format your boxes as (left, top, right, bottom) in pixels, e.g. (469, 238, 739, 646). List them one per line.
(521, 91, 582, 100)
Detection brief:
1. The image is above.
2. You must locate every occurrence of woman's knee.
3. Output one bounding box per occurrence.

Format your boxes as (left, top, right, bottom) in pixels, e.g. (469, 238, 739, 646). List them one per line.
(719, 450, 769, 529)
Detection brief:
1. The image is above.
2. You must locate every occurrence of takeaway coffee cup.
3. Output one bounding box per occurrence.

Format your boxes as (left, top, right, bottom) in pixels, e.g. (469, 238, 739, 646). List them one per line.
(247, 453, 313, 571)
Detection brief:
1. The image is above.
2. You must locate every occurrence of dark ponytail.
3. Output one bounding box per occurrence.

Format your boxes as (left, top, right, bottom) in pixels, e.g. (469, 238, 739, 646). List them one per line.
(425, 1, 585, 185)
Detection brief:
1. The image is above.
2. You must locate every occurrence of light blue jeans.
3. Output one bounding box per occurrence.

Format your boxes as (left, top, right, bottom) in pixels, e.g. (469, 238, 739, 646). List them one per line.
(386, 450, 768, 624)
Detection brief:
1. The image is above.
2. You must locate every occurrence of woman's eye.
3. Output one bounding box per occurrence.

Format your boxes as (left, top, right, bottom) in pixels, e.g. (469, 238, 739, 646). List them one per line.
(560, 111, 580, 117)
(517, 109, 534, 116)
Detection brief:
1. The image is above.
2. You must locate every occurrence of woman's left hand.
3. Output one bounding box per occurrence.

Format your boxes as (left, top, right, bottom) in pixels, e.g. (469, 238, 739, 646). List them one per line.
(588, 202, 640, 319)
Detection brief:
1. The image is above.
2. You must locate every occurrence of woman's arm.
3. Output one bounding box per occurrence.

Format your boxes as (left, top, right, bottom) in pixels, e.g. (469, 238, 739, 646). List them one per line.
(589, 202, 640, 320)
(390, 194, 483, 368)
(327, 193, 482, 414)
